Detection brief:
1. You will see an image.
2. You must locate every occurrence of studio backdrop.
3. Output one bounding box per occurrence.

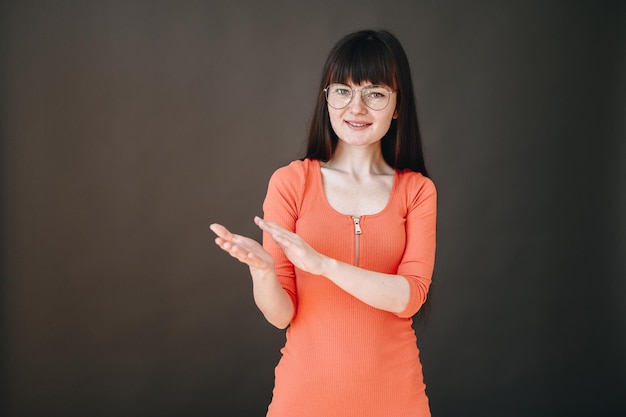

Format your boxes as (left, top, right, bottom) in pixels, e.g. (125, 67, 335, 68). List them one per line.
(1, 1, 624, 416)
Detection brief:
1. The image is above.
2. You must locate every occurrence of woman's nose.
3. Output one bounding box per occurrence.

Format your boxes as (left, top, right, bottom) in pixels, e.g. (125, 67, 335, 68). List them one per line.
(347, 91, 367, 113)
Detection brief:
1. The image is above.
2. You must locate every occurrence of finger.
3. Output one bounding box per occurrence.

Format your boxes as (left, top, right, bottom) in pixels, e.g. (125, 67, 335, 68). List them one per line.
(214, 237, 236, 253)
(215, 235, 256, 258)
(271, 228, 303, 250)
(268, 231, 294, 248)
(224, 243, 268, 269)
(213, 226, 248, 249)
(215, 235, 247, 252)
(216, 239, 250, 261)
(210, 223, 234, 240)
(256, 219, 296, 245)
(255, 217, 284, 234)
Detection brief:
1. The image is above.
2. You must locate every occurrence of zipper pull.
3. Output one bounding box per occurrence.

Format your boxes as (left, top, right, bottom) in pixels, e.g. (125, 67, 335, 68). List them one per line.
(352, 216, 362, 235)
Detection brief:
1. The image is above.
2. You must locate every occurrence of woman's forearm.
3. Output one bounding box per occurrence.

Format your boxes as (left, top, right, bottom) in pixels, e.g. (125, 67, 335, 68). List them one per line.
(250, 268, 295, 329)
(320, 257, 410, 314)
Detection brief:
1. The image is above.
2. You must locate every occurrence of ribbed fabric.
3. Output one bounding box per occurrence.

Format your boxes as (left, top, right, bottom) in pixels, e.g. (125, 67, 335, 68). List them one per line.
(262, 158, 436, 417)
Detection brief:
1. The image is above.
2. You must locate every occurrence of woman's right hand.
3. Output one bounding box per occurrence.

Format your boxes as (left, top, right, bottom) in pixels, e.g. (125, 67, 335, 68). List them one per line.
(210, 223, 275, 273)
(210, 222, 293, 328)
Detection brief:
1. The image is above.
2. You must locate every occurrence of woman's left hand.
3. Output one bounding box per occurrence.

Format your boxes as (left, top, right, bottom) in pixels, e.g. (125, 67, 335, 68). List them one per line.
(255, 216, 328, 276)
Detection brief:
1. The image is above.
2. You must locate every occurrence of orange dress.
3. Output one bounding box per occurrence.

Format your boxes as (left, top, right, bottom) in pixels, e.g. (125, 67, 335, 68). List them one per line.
(262, 158, 437, 417)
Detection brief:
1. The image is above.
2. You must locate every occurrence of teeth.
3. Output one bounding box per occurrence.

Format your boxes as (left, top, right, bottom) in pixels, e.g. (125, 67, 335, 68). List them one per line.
(349, 122, 367, 127)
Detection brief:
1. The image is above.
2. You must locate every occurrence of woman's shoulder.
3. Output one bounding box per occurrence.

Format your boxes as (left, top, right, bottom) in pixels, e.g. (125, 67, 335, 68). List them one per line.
(396, 169, 437, 204)
(264, 159, 319, 211)
(397, 169, 435, 190)
(270, 158, 317, 183)
(268, 158, 318, 190)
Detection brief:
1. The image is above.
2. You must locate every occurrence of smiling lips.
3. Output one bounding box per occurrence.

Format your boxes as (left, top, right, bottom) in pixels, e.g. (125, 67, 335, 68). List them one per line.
(345, 120, 371, 128)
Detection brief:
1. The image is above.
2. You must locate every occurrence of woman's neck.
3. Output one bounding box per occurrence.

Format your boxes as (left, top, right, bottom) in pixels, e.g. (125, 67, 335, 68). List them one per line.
(324, 142, 393, 177)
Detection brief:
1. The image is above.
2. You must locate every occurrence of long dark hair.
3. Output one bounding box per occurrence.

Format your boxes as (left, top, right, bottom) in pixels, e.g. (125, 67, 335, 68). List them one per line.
(305, 29, 428, 177)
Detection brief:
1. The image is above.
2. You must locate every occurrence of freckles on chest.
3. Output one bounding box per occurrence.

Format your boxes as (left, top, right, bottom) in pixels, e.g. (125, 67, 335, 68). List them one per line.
(323, 179, 394, 217)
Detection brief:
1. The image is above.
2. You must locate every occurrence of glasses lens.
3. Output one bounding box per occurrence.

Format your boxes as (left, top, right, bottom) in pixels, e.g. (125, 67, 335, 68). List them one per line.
(362, 86, 391, 110)
(324, 84, 393, 110)
(325, 84, 352, 109)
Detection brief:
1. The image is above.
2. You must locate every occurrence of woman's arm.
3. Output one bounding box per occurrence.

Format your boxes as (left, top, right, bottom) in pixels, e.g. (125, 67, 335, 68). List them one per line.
(257, 218, 411, 314)
(320, 258, 410, 314)
(210, 222, 295, 329)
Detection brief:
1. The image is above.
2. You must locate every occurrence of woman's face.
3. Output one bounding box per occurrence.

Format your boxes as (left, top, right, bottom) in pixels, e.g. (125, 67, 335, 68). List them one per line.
(327, 80, 397, 149)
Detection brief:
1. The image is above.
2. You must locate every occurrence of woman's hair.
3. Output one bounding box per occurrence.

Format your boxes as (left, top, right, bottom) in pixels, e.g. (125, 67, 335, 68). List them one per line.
(305, 29, 428, 177)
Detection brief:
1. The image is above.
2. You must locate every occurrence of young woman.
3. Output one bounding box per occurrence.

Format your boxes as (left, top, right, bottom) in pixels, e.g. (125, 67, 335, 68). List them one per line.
(211, 29, 436, 417)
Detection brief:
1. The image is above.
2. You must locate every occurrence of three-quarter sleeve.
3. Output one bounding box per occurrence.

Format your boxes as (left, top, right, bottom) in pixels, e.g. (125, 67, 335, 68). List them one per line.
(261, 162, 305, 312)
(396, 175, 437, 318)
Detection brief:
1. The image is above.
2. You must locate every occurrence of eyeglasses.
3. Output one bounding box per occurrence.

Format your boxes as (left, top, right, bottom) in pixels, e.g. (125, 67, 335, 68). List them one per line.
(324, 83, 395, 111)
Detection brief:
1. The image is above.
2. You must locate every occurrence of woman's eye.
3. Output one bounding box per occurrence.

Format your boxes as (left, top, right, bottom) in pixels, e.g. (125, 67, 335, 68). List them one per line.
(336, 88, 350, 96)
(366, 91, 386, 99)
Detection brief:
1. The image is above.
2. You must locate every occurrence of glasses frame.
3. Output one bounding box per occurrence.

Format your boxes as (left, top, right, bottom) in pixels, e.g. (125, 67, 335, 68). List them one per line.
(323, 83, 396, 111)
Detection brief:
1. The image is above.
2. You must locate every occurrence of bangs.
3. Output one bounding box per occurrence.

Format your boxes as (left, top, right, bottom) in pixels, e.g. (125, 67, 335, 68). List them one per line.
(327, 35, 397, 88)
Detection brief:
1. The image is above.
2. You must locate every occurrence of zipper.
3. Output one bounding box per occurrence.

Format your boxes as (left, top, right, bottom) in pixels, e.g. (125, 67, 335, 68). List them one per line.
(352, 216, 362, 266)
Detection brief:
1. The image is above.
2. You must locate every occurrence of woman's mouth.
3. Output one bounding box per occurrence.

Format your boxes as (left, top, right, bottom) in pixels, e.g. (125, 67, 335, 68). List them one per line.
(345, 121, 371, 128)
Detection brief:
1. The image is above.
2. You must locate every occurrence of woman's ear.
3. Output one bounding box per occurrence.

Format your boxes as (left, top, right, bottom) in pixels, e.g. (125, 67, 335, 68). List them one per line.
(393, 109, 398, 119)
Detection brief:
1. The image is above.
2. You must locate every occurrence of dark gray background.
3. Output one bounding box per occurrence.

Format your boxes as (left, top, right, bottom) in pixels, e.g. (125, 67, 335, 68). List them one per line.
(1, 1, 624, 416)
